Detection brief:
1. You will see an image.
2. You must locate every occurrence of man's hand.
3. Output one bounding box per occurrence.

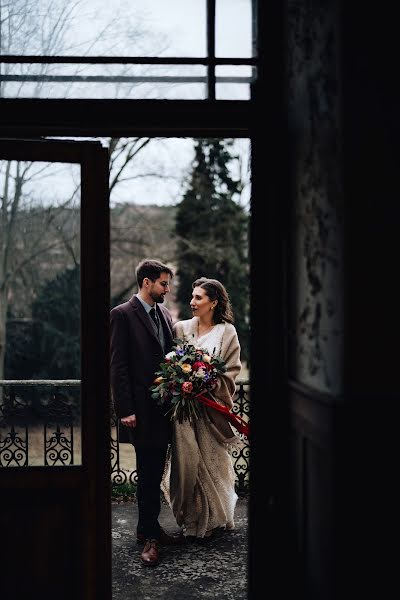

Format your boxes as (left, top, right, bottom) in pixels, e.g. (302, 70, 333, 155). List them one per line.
(120, 414, 137, 428)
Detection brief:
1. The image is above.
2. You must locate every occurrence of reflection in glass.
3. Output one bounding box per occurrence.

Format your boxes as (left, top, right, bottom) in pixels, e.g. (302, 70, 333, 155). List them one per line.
(0, 160, 81, 466)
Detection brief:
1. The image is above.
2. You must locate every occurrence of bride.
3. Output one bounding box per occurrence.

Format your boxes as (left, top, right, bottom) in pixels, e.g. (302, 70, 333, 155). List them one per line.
(162, 277, 243, 540)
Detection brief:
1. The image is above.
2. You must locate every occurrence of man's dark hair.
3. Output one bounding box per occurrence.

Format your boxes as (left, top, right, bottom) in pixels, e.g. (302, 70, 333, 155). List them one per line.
(135, 259, 174, 288)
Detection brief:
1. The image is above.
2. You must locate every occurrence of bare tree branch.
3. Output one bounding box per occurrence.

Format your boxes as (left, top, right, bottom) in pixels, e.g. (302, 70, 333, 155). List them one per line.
(109, 138, 151, 192)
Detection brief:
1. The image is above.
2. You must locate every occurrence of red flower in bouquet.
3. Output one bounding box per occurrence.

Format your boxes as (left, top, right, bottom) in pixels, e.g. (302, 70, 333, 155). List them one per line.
(149, 337, 226, 424)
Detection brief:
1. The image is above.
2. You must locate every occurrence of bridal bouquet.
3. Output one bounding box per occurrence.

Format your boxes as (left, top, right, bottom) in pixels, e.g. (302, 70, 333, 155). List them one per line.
(150, 337, 226, 424)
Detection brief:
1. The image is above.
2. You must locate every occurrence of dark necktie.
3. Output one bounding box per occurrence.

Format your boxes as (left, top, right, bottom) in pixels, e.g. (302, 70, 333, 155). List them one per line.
(149, 307, 159, 333)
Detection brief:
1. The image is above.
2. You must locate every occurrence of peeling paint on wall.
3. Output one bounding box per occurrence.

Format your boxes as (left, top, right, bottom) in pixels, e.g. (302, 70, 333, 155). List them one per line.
(288, 0, 344, 394)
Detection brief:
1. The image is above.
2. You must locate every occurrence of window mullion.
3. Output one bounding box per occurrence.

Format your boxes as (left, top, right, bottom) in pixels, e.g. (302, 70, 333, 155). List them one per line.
(207, 0, 216, 100)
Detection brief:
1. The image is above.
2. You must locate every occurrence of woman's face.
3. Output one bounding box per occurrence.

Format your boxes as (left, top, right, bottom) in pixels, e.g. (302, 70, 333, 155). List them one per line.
(190, 286, 215, 319)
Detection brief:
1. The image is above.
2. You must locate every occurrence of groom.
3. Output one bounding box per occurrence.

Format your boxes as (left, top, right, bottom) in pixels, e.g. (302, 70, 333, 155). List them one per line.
(110, 259, 184, 566)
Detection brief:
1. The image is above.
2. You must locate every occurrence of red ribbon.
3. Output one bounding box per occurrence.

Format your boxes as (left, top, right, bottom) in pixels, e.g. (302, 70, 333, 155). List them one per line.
(196, 393, 250, 437)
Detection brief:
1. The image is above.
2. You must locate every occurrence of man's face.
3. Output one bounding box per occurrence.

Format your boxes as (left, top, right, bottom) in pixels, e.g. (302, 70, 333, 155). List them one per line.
(148, 271, 171, 303)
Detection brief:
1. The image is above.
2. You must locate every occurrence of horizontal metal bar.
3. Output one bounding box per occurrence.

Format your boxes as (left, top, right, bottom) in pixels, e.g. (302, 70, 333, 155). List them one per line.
(0, 55, 257, 65)
(0, 380, 81, 386)
(0, 379, 249, 386)
(0, 75, 253, 84)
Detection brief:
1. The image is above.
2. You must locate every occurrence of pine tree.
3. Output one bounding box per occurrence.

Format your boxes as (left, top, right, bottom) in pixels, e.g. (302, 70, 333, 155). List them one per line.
(175, 139, 250, 361)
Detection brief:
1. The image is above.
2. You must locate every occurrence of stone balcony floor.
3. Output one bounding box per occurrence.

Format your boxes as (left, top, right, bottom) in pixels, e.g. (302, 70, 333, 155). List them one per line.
(112, 496, 249, 600)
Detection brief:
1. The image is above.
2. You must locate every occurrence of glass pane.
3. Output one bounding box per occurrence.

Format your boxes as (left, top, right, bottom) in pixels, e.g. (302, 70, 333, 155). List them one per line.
(216, 65, 254, 100)
(0, 63, 207, 100)
(0, 160, 82, 466)
(0, 0, 206, 58)
(1, 1, 256, 100)
(216, 0, 254, 58)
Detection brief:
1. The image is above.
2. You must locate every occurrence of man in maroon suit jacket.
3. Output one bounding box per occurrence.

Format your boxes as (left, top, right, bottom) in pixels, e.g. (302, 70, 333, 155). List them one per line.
(110, 259, 183, 566)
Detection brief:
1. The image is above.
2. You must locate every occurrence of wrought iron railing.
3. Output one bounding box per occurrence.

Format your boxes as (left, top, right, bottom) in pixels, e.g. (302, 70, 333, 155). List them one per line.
(0, 379, 250, 495)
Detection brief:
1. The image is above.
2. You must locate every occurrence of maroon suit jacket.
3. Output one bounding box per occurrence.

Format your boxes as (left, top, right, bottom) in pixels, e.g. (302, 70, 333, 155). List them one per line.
(110, 295, 174, 448)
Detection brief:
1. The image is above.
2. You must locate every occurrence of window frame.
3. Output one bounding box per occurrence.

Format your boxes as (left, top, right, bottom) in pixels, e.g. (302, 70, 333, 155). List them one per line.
(0, 0, 257, 102)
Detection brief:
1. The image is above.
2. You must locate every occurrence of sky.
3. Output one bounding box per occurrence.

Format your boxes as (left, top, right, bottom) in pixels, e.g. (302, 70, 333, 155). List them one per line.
(73, 0, 253, 59)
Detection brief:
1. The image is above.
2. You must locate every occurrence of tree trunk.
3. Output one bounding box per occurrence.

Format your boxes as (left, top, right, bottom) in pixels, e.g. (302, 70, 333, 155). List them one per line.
(0, 285, 8, 381)
(0, 285, 8, 408)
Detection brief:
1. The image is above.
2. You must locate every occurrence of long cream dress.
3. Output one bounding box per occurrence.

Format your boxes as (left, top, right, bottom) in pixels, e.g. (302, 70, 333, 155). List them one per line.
(161, 317, 242, 538)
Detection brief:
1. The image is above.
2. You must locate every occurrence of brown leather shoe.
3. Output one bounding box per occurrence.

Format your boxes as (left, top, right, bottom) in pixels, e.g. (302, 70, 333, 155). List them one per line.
(137, 528, 185, 546)
(140, 538, 159, 567)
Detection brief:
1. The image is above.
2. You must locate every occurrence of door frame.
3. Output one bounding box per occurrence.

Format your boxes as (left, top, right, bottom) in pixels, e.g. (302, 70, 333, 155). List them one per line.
(0, 2, 290, 591)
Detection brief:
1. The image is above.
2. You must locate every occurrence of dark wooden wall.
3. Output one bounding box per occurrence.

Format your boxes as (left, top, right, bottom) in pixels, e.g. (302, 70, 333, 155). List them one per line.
(286, 2, 399, 598)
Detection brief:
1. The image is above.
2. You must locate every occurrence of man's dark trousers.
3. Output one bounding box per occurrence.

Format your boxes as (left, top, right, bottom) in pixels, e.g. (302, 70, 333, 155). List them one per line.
(135, 445, 169, 538)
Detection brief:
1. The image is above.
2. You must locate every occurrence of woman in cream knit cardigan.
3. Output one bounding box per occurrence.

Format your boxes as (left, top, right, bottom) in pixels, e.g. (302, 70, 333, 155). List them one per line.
(162, 277, 242, 540)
